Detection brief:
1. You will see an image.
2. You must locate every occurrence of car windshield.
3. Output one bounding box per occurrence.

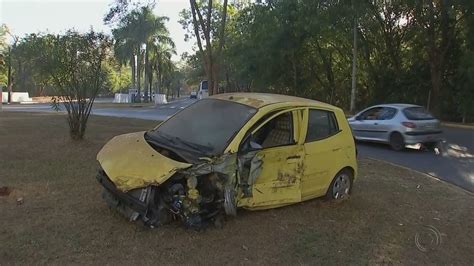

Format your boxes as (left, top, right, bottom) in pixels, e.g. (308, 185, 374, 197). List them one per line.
(148, 99, 257, 156)
(403, 107, 435, 120)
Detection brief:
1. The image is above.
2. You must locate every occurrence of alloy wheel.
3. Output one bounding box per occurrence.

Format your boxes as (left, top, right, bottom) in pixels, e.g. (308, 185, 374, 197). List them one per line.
(332, 173, 351, 199)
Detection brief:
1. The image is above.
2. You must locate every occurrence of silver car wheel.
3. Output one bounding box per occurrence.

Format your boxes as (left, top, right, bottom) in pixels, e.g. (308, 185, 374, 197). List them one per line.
(332, 173, 351, 199)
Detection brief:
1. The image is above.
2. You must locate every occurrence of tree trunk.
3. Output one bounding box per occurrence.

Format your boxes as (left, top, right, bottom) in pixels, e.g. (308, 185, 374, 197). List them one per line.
(189, 0, 228, 96)
(130, 55, 136, 102)
(148, 70, 153, 102)
(225, 69, 231, 93)
(7, 47, 12, 103)
(144, 47, 149, 102)
(136, 48, 142, 102)
(155, 62, 161, 95)
(212, 63, 219, 95)
(350, 15, 358, 113)
(429, 60, 442, 117)
(147, 54, 153, 102)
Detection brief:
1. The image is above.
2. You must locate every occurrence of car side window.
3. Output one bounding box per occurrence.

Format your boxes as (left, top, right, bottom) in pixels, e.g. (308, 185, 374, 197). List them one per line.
(359, 107, 383, 120)
(377, 107, 397, 120)
(252, 112, 294, 149)
(306, 109, 339, 142)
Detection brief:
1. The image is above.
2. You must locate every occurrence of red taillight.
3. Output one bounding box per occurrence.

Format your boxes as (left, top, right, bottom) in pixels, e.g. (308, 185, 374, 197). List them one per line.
(402, 122, 416, 128)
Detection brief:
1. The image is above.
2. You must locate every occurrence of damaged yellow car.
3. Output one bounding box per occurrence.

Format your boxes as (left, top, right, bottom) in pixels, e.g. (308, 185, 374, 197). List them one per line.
(96, 93, 357, 228)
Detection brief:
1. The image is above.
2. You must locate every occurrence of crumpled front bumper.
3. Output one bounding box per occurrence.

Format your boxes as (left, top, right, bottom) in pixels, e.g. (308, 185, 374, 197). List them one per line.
(96, 170, 149, 219)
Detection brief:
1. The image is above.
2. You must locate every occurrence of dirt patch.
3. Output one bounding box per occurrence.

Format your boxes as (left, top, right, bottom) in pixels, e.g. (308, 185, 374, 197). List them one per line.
(0, 186, 12, 196)
(0, 111, 473, 264)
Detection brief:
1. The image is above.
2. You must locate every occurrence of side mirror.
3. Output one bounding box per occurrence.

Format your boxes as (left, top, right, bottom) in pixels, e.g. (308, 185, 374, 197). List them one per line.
(249, 139, 263, 150)
(355, 115, 363, 121)
(240, 134, 262, 152)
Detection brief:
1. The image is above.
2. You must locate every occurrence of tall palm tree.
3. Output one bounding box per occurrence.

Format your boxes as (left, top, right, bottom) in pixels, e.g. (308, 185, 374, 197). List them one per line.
(112, 6, 175, 102)
(112, 10, 142, 100)
(151, 42, 175, 96)
(140, 7, 175, 101)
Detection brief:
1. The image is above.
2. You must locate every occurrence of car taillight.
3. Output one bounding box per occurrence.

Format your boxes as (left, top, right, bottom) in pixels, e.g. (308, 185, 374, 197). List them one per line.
(402, 122, 416, 128)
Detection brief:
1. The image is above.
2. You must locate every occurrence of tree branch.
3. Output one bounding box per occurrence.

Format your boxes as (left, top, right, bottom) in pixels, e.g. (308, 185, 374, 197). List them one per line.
(217, 0, 228, 58)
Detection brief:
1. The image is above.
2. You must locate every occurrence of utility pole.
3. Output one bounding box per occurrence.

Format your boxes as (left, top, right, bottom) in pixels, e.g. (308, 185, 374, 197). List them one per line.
(350, 5, 358, 113)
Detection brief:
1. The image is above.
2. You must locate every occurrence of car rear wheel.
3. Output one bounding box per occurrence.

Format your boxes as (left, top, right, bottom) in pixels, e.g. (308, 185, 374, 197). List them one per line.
(326, 169, 353, 200)
(389, 132, 405, 151)
(423, 141, 439, 151)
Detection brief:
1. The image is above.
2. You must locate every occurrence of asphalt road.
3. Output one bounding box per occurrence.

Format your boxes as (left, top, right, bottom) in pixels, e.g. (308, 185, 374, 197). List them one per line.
(2, 97, 197, 121)
(3, 97, 473, 192)
(356, 127, 473, 192)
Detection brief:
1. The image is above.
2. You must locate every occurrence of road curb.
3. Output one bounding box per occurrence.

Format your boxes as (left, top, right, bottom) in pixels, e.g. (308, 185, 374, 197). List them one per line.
(441, 122, 474, 130)
(365, 157, 474, 196)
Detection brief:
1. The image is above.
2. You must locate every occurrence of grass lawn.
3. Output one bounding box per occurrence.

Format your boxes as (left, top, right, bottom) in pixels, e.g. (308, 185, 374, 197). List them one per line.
(0, 112, 473, 265)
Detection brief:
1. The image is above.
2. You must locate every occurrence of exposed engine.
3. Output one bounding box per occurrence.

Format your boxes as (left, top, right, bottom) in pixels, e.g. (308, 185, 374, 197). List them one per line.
(159, 173, 228, 228)
(98, 153, 240, 229)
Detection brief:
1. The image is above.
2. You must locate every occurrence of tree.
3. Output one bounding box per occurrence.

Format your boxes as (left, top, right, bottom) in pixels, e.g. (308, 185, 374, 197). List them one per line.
(140, 8, 175, 101)
(112, 5, 174, 102)
(11, 33, 56, 96)
(43, 30, 112, 140)
(104, 58, 132, 93)
(0, 24, 8, 88)
(454, 0, 474, 122)
(411, 0, 464, 116)
(208, 0, 472, 122)
(181, 0, 229, 95)
(151, 42, 176, 95)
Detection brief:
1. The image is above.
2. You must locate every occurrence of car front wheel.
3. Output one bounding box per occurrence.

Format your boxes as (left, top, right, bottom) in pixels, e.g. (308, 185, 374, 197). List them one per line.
(326, 169, 353, 200)
(389, 132, 405, 151)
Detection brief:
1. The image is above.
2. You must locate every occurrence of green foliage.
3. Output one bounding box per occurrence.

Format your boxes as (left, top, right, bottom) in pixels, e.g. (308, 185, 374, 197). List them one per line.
(104, 59, 132, 93)
(43, 30, 112, 140)
(0, 24, 8, 87)
(111, 5, 176, 101)
(455, 51, 474, 121)
(11, 33, 56, 95)
(185, 0, 473, 121)
(181, 52, 205, 86)
(179, 0, 232, 44)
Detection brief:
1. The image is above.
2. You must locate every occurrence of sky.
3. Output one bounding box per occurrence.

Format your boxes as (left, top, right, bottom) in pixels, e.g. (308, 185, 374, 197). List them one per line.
(0, 0, 195, 60)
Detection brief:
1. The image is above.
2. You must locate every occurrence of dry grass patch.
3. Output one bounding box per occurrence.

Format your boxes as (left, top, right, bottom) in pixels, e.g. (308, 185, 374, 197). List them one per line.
(0, 111, 473, 265)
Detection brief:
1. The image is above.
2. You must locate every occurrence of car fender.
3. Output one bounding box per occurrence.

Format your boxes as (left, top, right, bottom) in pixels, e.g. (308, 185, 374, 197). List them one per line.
(97, 131, 192, 192)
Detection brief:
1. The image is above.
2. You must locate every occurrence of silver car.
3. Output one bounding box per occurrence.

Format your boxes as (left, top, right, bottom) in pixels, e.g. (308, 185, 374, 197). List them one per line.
(348, 104, 443, 151)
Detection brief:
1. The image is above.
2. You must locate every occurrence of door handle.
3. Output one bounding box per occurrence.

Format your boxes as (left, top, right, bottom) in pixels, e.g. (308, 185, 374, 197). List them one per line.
(286, 155, 301, 160)
(373, 123, 378, 125)
(332, 148, 341, 152)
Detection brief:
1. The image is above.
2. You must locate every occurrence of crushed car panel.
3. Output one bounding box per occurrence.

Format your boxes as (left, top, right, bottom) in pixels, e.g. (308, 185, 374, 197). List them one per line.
(237, 143, 303, 209)
(97, 131, 192, 192)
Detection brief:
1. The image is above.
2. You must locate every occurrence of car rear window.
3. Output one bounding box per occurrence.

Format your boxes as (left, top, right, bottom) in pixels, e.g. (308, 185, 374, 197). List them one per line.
(306, 109, 339, 142)
(402, 107, 435, 120)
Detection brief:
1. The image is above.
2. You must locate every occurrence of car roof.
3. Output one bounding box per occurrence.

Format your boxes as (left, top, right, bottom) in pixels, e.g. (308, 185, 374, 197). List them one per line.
(211, 93, 336, 109)
(372, 103, 421, 109)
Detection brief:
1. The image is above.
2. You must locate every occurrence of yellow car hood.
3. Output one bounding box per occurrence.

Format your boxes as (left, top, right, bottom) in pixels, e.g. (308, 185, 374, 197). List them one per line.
(97, 131, 192, 192)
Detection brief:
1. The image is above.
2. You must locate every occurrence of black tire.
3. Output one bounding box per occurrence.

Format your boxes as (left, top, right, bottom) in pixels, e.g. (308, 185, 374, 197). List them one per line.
(389, 132, 405, 151)
(423, 141, 439, 151)
(325, 169, 354, 200)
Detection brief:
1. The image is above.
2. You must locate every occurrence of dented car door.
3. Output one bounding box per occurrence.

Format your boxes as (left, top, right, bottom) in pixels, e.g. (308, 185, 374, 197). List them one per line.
(301, 108, 343, 199)
(238, 109, 304, 209)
